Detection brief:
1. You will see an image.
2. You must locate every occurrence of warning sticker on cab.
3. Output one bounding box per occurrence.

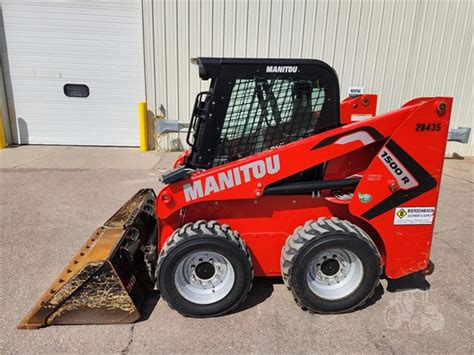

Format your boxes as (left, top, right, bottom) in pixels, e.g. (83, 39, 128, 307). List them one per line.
(394, 207, 435, 225)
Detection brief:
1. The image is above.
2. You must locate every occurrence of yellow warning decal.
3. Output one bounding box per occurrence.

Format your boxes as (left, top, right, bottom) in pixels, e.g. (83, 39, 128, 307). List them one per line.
(396, 209, 408, 219)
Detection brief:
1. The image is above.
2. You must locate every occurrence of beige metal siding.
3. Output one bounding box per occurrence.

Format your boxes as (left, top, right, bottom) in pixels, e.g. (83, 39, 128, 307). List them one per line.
(144, 0, 473, 155)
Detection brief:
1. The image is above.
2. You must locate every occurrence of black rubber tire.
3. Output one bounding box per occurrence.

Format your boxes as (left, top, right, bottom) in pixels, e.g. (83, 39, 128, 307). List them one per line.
(156, 220, 253, 317)
(281, 217, 382, 314)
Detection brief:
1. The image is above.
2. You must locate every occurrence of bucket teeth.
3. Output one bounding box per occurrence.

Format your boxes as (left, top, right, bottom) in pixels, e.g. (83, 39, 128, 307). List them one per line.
(18, 189, 157, 329)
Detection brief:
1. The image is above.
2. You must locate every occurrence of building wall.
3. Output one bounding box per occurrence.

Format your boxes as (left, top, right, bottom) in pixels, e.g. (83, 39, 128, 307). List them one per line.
(144, 0, 472, 155)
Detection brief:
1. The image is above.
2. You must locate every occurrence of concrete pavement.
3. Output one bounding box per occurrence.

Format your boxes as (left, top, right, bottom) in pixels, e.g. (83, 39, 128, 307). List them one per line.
(0, 146, 472, 354)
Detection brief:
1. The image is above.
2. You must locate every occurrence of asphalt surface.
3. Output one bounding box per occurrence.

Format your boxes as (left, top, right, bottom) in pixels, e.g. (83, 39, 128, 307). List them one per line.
(0, 146, 472, 354)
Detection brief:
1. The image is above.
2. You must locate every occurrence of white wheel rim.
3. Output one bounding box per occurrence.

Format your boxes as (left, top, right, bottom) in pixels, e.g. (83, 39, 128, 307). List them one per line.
(306, 248, 364, 300)
(174, 251, 235, 305)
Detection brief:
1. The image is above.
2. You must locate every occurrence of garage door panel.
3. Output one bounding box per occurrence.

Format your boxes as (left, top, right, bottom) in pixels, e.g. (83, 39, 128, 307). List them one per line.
(11, 115, 139, 146)
(6, 77, 144, 88)
(7, 23, 138, 37)
(10, 55, 142, 68)
(6, 41, 140, 60)
(8, 66, 144, 81)
(9, 3, 140, 15)
(3, 0, 144, 146)
(7, 47, 142, 61)
(7, 31, 142, 46)
(6, 8, 141, 25)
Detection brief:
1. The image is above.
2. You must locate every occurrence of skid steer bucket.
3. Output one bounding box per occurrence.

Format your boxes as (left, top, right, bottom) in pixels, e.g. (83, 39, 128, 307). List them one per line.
(18, 189, 157, 329)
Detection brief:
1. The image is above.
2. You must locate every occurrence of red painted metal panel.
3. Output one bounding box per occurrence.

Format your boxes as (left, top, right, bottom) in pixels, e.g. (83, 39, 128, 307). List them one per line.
(156, 97, 452, 279)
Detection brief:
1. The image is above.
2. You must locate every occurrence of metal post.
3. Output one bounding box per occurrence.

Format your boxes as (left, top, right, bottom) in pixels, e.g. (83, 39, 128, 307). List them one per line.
(0, 110, 6, 149)
(138, 102, 148, 152)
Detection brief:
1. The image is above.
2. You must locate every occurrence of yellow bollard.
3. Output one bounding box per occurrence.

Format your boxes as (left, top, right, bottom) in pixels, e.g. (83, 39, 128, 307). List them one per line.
(138, 101, 148, 152)
(0, 112, 6, 149)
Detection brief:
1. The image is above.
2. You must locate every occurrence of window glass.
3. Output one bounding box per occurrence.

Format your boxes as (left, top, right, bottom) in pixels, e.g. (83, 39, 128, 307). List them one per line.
(64, 84, 89, 98)
(213, 77, 326, 165)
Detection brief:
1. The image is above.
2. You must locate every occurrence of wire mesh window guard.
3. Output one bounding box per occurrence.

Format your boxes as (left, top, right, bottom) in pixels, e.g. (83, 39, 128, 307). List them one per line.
(212, 77, 326, 166)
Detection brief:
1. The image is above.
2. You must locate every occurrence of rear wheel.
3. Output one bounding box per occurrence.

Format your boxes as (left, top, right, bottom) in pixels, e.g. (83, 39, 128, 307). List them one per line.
(156, 220, 253, 317)
(281, 217, 381, 313)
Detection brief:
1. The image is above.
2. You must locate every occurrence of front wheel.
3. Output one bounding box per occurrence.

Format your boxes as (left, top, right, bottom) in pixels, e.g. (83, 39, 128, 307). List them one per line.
(281, 217, 381, 313)
(156, 221, 253, 317)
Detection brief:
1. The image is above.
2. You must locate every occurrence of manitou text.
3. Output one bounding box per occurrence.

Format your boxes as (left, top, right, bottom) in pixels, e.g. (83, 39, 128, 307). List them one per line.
(183, 154, 281, 202)
(266, 66, 298, 73)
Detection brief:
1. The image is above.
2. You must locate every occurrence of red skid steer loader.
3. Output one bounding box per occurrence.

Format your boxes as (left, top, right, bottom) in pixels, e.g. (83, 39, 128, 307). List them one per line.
(19, 58, 452, 329)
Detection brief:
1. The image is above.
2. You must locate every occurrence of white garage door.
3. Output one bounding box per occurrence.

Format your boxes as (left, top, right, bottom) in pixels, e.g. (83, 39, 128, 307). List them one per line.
(2, 1, 144, 146)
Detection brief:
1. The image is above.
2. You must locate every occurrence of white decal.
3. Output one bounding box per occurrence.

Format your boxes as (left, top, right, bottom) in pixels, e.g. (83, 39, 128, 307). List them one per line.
(217, 170, 234, 189)
(183, 154, 281, 202)
(348, 86, 364, 97)
(379, 148, 418, 189)
(204, 176, 220, 195)
(394, 207, 435, 225)
(183, 180, 204, 202)
(266, 66, 298, 73)
(335, 131, 375, 146)
(351, 114, 373, 122)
